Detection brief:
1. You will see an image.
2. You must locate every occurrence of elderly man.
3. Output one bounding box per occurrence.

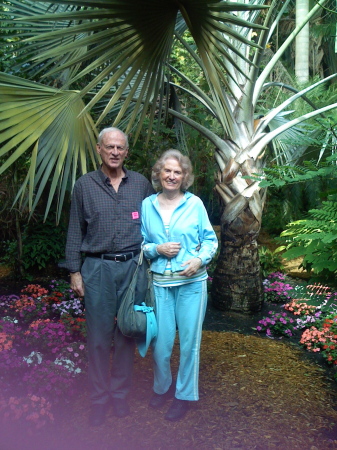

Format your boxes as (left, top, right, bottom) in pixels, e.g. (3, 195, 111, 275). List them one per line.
(62, 127, 154, 426)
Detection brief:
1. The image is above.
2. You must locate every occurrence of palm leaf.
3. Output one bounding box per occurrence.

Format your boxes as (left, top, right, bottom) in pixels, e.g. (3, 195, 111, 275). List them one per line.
(0, 72, 99, 222)
(2, 0, 267, 137)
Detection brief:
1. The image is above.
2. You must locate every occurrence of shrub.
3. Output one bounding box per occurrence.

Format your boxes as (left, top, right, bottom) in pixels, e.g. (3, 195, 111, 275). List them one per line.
(259, 246, 284, 278)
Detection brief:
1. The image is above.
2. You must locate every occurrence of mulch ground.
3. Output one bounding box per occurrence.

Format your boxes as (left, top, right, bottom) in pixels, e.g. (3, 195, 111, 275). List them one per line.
(2, 275, 337, 449)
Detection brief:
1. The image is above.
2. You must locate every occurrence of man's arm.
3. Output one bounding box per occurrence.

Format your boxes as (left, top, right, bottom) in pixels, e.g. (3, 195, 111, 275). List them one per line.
(63, 181, 86, 272)
(59, 179, 87, 294)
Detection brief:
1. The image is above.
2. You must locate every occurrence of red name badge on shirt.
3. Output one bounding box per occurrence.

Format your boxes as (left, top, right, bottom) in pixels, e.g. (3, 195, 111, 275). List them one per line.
(132, 211, 139, 219)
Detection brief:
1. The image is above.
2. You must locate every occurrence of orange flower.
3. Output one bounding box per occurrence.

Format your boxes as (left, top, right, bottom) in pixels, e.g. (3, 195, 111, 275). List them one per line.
(0, 332, 13, 351)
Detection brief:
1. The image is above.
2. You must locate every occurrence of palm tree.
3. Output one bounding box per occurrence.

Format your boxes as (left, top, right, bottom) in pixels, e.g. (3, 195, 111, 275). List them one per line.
(0, 0, 336, 312)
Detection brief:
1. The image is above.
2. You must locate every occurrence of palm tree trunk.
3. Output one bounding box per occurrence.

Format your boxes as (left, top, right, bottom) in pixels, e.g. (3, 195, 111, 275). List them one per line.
(211, 238, 263, 313)
(211, 200, 264, 314)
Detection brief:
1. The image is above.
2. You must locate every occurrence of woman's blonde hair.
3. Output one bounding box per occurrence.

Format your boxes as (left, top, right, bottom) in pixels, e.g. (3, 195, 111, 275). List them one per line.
(152, 149, 194, 192)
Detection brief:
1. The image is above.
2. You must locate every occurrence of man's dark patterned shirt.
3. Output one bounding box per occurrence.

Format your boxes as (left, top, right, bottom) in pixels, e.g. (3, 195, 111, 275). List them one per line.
(62, 168, 154, 273)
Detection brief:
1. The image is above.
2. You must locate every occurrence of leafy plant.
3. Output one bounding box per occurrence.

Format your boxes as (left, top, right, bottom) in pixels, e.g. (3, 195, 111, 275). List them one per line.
(259, 155, 337, 280)
(278, 198, 337, 278)
(21, 217, 66, 271)
(0, 216, 67, 274)
(259, 246, 285, 278)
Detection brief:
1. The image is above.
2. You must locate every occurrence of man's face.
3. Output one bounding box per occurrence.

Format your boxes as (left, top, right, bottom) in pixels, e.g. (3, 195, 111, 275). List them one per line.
(96, 130, 129, 172)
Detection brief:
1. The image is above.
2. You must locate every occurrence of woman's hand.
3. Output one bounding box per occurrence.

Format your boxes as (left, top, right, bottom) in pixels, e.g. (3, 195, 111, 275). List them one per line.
(156, 242, 181, 258)
(179, 257, 202, 277)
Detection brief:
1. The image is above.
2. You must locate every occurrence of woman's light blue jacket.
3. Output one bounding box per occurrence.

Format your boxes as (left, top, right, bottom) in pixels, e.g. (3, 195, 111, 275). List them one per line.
(141, 192, 218, 274)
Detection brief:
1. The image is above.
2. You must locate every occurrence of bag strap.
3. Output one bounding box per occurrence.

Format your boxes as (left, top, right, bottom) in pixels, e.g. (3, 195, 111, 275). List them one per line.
(128, 247, 144, 285)
(138, 247, 144, 266)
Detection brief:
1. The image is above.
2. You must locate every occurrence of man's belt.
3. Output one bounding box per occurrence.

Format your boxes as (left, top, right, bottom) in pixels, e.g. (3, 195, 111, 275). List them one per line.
(85, 249, 140, 262)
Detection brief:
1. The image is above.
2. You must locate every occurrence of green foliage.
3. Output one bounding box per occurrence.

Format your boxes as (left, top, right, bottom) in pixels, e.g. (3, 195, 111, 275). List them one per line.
(258, 155, 337, 190)
(171, 32, 206, 88)
(273, 155, 337, 279)
(259, 246, 284, 278)
(128, 119, 178, 180)
(262, 189, 297, 235)
(0, 240, 17, 267)
(1, 216, 66, 272)
(260, 154, 337, 279)
(22, 217, 66, 271)
(261, 173, 324, 237)
(279, 198, 337, 277)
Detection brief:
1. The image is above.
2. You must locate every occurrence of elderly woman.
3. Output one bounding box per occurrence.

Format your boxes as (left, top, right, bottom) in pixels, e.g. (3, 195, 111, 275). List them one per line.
(141, 149, 218, 421)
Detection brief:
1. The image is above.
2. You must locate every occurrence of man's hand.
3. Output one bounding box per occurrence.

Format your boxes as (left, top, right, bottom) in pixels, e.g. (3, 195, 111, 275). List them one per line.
(179, 258, 202, 277)
(70, 272, 85, 297)
(156, 242, 181, 258)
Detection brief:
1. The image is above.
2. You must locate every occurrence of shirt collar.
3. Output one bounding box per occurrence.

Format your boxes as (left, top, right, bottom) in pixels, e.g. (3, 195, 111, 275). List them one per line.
(98, 166, 129, 184)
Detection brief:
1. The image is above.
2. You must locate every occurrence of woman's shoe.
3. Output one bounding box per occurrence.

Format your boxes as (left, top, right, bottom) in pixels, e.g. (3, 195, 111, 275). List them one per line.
(149, 383, 175, 409)
(164, 398, 189, 421)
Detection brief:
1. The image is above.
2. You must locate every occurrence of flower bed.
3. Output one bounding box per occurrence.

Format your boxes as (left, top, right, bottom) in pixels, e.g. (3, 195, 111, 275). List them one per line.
(0, 280, 87, 431)
(2, 272, 337, 433)
(256, 272, 337, 377)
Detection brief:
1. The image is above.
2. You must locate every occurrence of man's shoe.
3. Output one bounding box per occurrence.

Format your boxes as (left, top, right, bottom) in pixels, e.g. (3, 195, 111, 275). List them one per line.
(164, 398, 190, 422)
(149, 383, 175, 409)
(111, 398, 130, 418)
(89, 403, 108, 427)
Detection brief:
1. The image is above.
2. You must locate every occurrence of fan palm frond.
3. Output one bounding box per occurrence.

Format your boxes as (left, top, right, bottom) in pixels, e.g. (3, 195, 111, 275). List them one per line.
(0, 72, 98, 222)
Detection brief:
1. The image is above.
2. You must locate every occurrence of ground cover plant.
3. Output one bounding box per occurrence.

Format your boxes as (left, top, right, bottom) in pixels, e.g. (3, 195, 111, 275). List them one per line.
(0, 280, 87, 431)
(1, 271, 337, 441)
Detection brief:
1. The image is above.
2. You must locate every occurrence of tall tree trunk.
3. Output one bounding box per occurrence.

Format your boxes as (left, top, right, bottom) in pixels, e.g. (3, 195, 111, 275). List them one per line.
(211, 207, 263, 314)
(211, 191, 264, 313)
(295, 0, 310, 83)
(211, 237, 263, 313)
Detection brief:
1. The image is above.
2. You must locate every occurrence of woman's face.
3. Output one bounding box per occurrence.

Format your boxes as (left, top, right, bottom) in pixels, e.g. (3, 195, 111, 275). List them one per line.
(159, 158, 184, 193)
